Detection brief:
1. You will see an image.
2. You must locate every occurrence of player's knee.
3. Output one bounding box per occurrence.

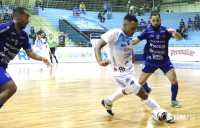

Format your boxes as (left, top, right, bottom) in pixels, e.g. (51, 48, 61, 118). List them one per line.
(169, 76, 178, 84)
(9, 84, 17, 95)
(123, 82, 141, 95)
(122, 88, 132, 95)
(4, 81, 17, 95)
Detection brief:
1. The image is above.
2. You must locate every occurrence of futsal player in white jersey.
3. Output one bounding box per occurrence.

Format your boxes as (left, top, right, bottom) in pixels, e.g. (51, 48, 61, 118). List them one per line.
(34, 33, 50, 69)
(94, 14, 174, 122)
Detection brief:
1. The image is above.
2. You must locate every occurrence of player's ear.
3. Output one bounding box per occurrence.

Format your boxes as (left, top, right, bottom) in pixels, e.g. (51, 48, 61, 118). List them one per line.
(14, 14, 20, 20)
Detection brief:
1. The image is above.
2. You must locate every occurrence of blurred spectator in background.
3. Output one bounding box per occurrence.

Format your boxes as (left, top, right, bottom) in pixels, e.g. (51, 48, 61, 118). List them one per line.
(37, 27, 45, 35)
(196, 14, 199, 22)
(107, 2, 112, 14)
(139, 19, 147, 31)
(58, 32, 66, 47)
(0, 0, 3, 9)
(73, 6, 80, 16)
(194, 17, 200, 31)
(181, 27, 188, 40)
(29, 27, 36, 45)
(79, 2, 86, 14)
(187, 18, 193, 31)
(127, 10, 133, 15)
(102, 2, 108, 15)
(0, 13, 3, 23)
(3, 7, 12, 23)
(179, 19, 185, 27)
(98, 10, 105, 23)
(179, 19, 185, 33)
(147, 18, 151, 27)
(35, 0, 44, 11)
(106, 2, 112, 19)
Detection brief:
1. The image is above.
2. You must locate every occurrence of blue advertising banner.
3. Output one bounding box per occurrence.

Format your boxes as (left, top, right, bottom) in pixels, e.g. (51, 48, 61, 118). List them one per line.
(63, 16, 108, 33)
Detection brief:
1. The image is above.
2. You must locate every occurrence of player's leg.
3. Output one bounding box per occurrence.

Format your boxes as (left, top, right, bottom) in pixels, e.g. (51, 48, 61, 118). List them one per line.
(160, 62, 181, 108)
(101, 88, 124, 116)
(101, 75, 130, 116)
(139, 64, 158, 93)
(49, 48, 53, 64)
(128, 78, 174, 122)
(0, 67, 17, 109)
(123, 77, 160, 109)
(52, 47, 58, 64)
(139, 72, 152, 93)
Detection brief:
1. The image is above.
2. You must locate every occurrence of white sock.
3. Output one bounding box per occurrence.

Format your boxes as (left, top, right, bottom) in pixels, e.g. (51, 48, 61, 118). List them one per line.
(108, 88, 124, 103)
(143, 96, 160, 109)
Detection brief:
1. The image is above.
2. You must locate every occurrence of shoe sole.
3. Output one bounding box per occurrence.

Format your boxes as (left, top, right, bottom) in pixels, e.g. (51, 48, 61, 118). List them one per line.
(171, 105, 181, 108)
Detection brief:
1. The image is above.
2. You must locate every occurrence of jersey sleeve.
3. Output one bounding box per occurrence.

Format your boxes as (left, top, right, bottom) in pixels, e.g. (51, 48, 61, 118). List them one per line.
(0, 22, 11, 37)
(101, 29, 119, 45)
(165, 29, 173, 39)
(137, 29, 148, 40)
(22, 32, 32, 50)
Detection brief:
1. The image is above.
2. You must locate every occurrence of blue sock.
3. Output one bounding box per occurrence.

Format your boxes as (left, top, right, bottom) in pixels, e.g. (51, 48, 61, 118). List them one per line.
(143, 82, 150, 93)
(171, 84, 178, 101)
(0, 103, 3, 109)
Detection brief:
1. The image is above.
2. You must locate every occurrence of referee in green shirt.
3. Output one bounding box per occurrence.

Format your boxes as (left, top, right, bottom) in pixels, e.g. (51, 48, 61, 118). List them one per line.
(47, 34, 58, 64)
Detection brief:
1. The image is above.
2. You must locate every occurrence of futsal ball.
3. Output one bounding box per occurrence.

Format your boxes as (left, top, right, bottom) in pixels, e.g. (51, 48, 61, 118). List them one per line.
(152, 108, 168, 123)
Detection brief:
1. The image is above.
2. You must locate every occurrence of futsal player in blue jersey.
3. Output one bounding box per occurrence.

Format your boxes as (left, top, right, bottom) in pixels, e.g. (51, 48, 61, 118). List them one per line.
(94, 14, 174, 122)
(0, 7, 50, 109)
(132, 12, 182, 108)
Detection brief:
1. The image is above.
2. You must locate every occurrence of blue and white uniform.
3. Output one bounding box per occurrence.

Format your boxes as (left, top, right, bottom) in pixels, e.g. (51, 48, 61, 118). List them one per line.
(101, 29, 140, 94)
(0, 22, 31, 86)
(137, 26, 174, 73)
(34, 37, 49, 58)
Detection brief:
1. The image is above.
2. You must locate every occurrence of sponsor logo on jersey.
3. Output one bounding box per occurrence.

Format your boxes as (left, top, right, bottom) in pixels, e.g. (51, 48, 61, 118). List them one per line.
(4, 47, 8, 52)
(5, 72, 11, 78)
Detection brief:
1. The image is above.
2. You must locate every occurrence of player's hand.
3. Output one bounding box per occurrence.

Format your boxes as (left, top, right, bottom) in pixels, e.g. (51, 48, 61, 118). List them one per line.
(99, 60, 110, 67)
(166, 28, 176, 33)
(42, 57, 50, 65)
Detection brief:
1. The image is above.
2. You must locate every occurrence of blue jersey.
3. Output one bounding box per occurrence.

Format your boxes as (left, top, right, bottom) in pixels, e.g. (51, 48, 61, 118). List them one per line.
(137, 26, 172, 66)
(0, 22, 31, 69)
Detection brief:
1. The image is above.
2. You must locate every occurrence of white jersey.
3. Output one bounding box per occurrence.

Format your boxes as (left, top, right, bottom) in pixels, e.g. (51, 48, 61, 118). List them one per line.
(34, 38, 48, 51)
(101, 29, 135, 76)
(34, 38, 49, 58)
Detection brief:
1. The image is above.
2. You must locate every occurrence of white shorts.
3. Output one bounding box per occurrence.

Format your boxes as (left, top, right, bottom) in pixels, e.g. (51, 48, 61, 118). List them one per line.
(112, 72, 141, 95)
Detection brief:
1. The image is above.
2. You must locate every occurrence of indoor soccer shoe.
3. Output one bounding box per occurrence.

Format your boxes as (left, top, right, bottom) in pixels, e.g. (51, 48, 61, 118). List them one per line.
(101, 99, 114, 116)
(166, 112, 174, 123)
(171, 100, 181, 108)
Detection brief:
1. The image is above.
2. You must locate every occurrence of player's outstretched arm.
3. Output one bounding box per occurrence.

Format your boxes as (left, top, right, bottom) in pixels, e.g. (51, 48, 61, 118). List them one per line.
(132, 38, 141, 45)
(25, 48, 50, 65)
(166, 28, 181, 40)
(94, 39, 109, 66)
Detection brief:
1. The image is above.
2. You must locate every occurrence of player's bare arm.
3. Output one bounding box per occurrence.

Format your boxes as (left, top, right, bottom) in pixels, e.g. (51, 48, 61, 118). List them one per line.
(25, 48, 50, 65)
(166, 28, 181, 40)
(94, 39, 110, 66)
(132, 38, 141, 45)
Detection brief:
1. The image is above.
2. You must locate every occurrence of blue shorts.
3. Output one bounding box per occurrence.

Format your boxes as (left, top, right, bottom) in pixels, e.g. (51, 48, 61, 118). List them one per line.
(0, 66, 12, 86)
(142, 61, 174, 74)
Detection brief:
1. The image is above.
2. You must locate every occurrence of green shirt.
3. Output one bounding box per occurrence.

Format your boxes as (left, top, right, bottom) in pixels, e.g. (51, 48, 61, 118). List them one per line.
(47, 39, 56, 48)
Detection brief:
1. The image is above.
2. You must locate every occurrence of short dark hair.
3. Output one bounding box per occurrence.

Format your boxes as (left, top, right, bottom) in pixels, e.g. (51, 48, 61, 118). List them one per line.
(13, 7, 29, 15)
(150, 12, 160, 18)
(124, 14, 138, 23)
